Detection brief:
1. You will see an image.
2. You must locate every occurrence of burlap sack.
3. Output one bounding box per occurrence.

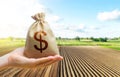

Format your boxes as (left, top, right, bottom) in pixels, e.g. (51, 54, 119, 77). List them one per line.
(24, 13, 59, 58)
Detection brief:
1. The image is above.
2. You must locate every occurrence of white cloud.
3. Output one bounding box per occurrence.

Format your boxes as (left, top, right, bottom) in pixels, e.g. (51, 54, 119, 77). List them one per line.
(0, 0, 46, 24)
(1, 0, 115, 38)
(48, 23, 86, 38)
(53, 23, 101, 38)
(66, 24, 85, 32)
(0, 0, 61, 38)
(46, 15, 62, 23)
(0, 0, 93, 38)
(97, 9, 120, 21)
(54, 29, 87, 38)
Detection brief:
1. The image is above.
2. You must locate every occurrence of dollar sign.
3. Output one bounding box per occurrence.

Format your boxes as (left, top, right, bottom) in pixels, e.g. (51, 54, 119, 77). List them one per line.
(34, 31, 48, 53)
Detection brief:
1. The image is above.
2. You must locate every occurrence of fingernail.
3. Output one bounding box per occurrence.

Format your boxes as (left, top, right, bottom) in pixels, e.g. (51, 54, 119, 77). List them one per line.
(57, 56, 63, 60)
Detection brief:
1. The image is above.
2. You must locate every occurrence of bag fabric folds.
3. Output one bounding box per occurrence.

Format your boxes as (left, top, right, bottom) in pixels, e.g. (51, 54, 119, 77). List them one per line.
(24, 13, 59, 58)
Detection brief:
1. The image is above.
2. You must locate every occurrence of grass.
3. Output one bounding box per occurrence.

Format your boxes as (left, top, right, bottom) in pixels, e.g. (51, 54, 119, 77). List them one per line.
(0, 39, 25, 56)
(57, 39, 120, 51)
(0, 38, 120, 56)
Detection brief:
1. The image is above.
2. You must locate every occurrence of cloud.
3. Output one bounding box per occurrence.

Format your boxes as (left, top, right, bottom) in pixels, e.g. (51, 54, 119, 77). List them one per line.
(55, 29, 87, 38)
(0, 0, 46, 24)
(52, 22, 102, 38)
(66, 24, 85, 32)
(49, 23, 87, 38)
(97, 9, 120, 21)
(0, 0, 61, 38)
(0, 0, 107, 38)
(46, 15, 62, 23)
(65, 24, 100, 33)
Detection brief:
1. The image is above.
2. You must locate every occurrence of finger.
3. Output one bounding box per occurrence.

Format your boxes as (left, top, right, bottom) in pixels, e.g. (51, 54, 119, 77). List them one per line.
(37, 55, 63, 66)
(32, 56, 55, 65)
(43, 55, 63, 66)
(27, 55, 63, 67)
(43, 60, 58, 66)
(55, 55, 63, 60)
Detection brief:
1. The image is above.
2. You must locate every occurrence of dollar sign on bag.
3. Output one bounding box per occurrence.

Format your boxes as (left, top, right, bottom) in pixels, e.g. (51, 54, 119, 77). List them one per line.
(34, 31, 48, 53)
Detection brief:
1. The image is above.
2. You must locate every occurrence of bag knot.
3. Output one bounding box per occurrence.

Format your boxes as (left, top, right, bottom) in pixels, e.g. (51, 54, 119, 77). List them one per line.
(32, 13, 45, 21)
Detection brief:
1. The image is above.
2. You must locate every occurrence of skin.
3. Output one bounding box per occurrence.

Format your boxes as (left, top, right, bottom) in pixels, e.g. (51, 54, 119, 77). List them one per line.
(0, 47, 63, 68)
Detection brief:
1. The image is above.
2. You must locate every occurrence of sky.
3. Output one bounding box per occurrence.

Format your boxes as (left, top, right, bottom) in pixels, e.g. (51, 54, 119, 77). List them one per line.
(0, 0, 120, 38)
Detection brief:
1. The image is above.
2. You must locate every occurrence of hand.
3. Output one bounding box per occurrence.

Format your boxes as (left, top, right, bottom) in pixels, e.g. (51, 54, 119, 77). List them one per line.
(0, 47, 63, 68)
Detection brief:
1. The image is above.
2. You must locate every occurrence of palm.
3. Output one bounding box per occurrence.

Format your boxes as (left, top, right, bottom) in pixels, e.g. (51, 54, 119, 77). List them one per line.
(8, 47, 63, 68)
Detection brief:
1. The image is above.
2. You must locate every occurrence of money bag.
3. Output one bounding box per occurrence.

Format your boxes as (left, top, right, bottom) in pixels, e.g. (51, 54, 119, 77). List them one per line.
(24, 13, 59, 58)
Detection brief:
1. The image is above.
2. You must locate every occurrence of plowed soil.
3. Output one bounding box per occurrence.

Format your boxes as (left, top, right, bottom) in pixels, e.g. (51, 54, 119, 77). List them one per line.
(0, 46, 120, 77)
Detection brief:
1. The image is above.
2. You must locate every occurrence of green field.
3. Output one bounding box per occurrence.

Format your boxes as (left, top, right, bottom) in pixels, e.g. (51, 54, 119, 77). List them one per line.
(0, 38, 25, 56)
(57, 39, 120, 50)
(0, 38, 120, 56)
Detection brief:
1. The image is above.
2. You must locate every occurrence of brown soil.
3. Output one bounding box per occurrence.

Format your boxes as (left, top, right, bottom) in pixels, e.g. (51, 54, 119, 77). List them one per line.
(0, 46, 120, 77)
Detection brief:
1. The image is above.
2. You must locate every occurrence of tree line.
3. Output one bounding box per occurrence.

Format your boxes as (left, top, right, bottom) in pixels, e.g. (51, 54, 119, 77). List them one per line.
(56, 36, 120, 42)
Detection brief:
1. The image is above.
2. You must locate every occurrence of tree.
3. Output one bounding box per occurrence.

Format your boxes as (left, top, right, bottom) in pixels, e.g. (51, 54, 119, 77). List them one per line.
(90, 37, 94, 40)
(56, 37, 62, 40)
(91, 37, 108, 42)
(75, 36, 80, 41)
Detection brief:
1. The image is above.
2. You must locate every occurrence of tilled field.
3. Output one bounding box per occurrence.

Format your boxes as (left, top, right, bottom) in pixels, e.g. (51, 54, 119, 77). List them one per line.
(0, 46, 120, 77)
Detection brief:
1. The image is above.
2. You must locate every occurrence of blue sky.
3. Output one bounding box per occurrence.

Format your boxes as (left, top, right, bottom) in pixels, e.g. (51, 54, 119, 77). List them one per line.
(0, 0, 120, 38)
(40, 0, 120, 38)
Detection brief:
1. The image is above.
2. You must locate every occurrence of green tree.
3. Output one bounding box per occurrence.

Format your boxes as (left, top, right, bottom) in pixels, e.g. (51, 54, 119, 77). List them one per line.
(75, 36, 80, 41)
(91, 37, 108, 42)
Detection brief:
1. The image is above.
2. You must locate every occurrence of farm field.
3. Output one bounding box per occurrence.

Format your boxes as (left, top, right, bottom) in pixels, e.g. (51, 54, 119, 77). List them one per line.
(0, 46, 120, 77)
(0, 39, 25, 56)
(0, 38, 120, 54)
(57, 39, 120, 50)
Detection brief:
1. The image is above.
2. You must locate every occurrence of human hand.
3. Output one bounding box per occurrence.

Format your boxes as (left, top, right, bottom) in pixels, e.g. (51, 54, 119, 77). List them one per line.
(0, 47, 63, 68)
